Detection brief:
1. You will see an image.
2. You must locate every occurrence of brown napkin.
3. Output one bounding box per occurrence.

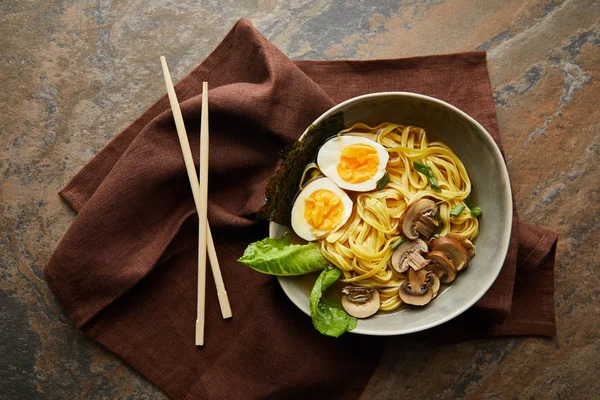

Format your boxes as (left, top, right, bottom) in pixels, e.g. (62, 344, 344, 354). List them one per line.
(45, 19, 557, 399)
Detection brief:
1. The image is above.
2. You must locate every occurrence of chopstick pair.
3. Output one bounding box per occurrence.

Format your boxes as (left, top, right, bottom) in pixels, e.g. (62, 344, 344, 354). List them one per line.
(160, 56, 232, 347)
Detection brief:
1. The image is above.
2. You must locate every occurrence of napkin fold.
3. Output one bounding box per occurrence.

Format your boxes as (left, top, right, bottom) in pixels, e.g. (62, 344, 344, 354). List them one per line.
(45, 19, 557, 399)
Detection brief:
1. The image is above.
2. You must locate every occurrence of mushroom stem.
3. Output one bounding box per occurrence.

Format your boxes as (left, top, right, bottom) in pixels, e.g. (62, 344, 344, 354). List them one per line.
(415, 215, 438, 238)
(398, 269, 434, 306)
(405, 251, 430, 271)
(391, 239, 429, 273)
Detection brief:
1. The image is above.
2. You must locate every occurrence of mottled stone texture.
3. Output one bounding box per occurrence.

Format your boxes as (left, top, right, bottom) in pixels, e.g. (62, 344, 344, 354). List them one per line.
(0, 0, 598, 398)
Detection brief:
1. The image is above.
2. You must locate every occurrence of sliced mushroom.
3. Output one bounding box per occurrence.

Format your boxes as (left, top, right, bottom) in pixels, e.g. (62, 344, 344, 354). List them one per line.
(391, 239, 429, 273)
(426, 251, 457, 283)
(399, 269, 434, 306)
(427, 271, 441, 298)
(429, 236, 470, 271)
(462, 238, 476, 258)
(341, 286, 380, 318)
(447, 233, 477, 259)
(402, 199, 439, 240)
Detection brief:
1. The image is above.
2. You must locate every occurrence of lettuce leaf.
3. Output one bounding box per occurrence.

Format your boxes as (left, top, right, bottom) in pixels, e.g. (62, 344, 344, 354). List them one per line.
(237, 233, 330, 276)
(310, 268, 357, 337)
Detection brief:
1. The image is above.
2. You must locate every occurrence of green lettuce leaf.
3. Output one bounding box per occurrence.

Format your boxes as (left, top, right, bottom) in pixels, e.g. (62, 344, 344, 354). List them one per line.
(237, 233, 330, 276)
(310, 268, 357, 337)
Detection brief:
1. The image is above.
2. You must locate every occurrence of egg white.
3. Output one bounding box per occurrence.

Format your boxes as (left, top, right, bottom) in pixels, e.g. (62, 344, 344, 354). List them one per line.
(291, 177, 353, 242)
(317, 136, 389, 192)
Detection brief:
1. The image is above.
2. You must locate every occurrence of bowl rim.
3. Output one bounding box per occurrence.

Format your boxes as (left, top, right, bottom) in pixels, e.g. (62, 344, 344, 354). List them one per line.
(271, 91, 513, 336)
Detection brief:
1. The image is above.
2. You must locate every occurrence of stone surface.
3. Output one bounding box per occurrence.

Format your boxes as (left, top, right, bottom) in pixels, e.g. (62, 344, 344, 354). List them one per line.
(1, 0, 598, 398)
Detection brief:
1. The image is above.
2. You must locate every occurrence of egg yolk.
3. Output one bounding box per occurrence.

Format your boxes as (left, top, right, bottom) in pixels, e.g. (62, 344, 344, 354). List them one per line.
(337, 144, 380, 183)
(304, 189, 344, 232)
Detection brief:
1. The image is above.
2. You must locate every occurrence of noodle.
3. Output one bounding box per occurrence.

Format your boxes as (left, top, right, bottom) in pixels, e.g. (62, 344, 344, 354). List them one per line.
(319, 123, 479, 311)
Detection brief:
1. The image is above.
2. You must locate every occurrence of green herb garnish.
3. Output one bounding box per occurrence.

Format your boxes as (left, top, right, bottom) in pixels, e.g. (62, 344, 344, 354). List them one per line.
(391, 237, 406, 250)
(310, 268, 357, 337)
(413, 160, 441, 192)
(470, 207, 483, 218)
(450, 204, 465, 217)
(376, 172, 390, 191)
(464, 195, 481, 217)
(412, 160, 430, 176)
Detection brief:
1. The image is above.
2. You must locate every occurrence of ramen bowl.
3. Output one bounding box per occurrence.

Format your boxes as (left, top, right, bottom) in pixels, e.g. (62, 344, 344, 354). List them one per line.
(269, 92, 512, 336)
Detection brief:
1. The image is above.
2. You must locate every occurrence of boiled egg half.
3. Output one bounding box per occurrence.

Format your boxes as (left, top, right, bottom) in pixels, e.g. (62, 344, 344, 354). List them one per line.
(291, 177, 353, 242)
(317, 136, 389, 191)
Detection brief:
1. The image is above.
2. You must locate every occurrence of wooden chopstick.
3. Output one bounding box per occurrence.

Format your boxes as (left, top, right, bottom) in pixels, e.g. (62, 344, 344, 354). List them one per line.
(170, 76, 231, 321)
(160, 57, 232, 346)
(196, 81, 209, 346)
(198, 83, 233, 335)
(207, 222, 233, 319)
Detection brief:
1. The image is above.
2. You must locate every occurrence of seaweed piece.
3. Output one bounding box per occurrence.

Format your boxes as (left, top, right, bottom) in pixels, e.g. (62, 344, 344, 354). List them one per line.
(257, 112, 345, 226)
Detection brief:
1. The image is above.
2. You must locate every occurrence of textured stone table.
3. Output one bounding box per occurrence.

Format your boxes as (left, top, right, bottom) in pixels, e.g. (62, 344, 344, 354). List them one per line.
(1, 1, 598, 398)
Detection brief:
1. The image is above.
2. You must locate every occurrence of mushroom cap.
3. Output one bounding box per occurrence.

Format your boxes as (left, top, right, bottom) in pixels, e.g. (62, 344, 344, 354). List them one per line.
(447, 233, 476, 258)
(341, 286, 381, 318)
(429, 236, 469, 271)
(398, 268, 434, 306)
(426, 250, 457, 283)
(391, 239, 429, 273)
(462, 238, 476, 258)
(427, 272, 440, 298)
(402, 198, 439, 240)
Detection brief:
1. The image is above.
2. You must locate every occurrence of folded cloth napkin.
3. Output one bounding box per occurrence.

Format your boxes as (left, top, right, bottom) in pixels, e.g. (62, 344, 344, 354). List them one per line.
(45, 19, 558, 399)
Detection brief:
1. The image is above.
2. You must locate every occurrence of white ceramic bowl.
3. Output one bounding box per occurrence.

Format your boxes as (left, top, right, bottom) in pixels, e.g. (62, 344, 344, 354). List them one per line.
(269, 92, 512, 336)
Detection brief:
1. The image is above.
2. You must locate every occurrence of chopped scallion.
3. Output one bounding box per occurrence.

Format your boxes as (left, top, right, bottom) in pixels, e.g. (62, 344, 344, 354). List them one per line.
(470, 207, 482, 218)
(465, 195, 473, 209)
(450, 204, 465, 217)
(376, 172, 390, 191)
(413, 160, 441, 192)
(391, 237, 406, 249)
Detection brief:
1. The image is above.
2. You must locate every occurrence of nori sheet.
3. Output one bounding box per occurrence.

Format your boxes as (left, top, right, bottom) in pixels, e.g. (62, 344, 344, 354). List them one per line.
(257, 112, 345, 226)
